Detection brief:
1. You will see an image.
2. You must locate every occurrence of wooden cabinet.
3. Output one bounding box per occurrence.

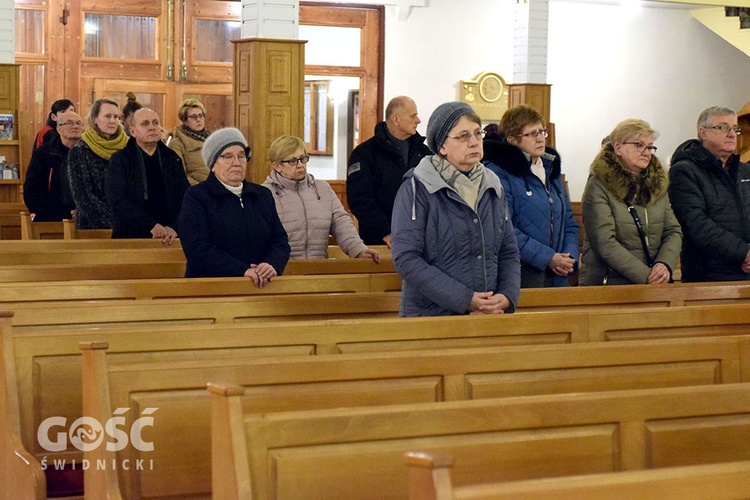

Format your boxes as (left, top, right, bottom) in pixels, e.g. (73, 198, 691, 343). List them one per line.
(232, 39, 306, 185)
(508, 83, 552, 125)
(0, 65, 21, 202)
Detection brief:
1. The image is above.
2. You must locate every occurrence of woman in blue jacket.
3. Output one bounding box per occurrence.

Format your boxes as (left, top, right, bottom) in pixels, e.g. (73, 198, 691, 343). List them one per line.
(391, 102, 520, 317)
(483, 105, 580, 287)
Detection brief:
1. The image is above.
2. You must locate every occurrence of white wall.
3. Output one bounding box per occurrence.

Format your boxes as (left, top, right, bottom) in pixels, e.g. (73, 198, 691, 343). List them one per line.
(380, 0, 750, 200)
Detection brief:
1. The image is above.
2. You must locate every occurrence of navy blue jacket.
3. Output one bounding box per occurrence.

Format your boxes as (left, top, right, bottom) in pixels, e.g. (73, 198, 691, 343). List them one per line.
(178, 172, 290, 278)
(391, 156, 520, 317)
(483, 139, 579, 287)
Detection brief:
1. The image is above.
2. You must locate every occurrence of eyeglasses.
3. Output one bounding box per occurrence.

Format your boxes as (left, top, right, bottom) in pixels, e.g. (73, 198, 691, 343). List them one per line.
(187, 113, 205, 120)
(59, 121, 84, 127)
(218, 153, 247, 163)
(517, 128, 548, 139)
(446, 129, 486, 143)
(703, 124, 742, 135)
(280, 156, 311, 166)
(622, 142, 658, 153)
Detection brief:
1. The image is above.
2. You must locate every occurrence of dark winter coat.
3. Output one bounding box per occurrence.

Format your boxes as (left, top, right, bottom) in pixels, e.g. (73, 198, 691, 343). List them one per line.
(391, 156, 520, 317)
(178, 172, 290, 278)
(580, 144, 681, 285)
(67, 140, 112, 229)
(483, 139, 579, 287)
(669, 139, 750, 282)
(346, 122, 431, 244)
(106, 138, 190, 238)
(23, 135, 76, 221)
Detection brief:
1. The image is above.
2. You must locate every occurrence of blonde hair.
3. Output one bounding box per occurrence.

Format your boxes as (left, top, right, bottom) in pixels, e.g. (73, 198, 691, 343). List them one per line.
(269, 135, 306, 163)
(606, 118, 659, 145)
(177, 98, 206, 122)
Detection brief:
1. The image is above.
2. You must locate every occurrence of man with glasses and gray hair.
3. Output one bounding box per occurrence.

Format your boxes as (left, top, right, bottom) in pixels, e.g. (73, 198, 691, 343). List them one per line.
(669, 105, 750, 282)
(23, 110, 84, 221)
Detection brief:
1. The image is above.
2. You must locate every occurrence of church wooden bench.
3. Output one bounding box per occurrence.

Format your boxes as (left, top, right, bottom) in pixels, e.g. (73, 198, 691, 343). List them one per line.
(405, 452, 750, 500)
(0, 274, 402, 303)
(0, 258, 395, 281)
(7, 303, 750, 497)
(209, 382, 750, 499)
(0, 247, 186, 265)
(0, 202, 25, 240)
(0, 237, 181, 251)
(78, 335, 746, 499)
(516, 281, 750, 311)
(20, 211, 65, 239)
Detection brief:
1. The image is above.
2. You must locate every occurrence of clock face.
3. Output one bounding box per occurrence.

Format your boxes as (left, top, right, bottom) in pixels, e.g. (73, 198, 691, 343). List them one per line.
(479, 74, 503, 103)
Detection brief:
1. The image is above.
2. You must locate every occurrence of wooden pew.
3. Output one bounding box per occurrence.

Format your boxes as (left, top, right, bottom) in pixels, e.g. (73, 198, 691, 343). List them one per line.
(0, 202, 25, 239)
(405, 452, 750, 500)
(78, 335, 747, 499)
(210, 382, 750, 499)
(0, 238, 181, 251)
(20, 211, 65, 239)
(0, 247, 186, 265)
(0, 274, 402, 303)
(7, 303, 750, 497)
(62, 218, 112, 239)
(0, 258, 395, 281)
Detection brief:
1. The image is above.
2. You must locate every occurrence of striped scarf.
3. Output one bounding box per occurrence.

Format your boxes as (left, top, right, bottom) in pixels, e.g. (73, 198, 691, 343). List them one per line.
(81, 125, 129, 160)
(181, 124, 210, 142)
(431, 155, 484, 209)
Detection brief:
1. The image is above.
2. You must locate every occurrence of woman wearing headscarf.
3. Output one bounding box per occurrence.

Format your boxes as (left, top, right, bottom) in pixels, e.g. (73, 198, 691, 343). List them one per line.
(262, 134, 379, 261)
(178, 127, 290, 287)
(169, 98, 211, 185)
(580, 118, 682, 285)
(67, 98, 129, 229)
(391, 101, 520, 316)
(483, 104, 579, 287)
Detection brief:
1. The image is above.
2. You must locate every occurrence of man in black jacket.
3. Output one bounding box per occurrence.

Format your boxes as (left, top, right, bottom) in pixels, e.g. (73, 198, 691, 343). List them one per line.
(346, 96, 431, 246)
(23, 111, 83, 221)
(669, 106, 750, 281)
(106, 108, 189, 243)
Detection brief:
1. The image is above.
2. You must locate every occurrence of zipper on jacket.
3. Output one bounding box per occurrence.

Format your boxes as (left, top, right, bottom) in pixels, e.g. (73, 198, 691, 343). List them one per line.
(296, 182, 310, 258)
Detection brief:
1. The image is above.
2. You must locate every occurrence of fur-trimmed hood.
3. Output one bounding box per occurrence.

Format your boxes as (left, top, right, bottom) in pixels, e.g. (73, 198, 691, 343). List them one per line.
(589, 144, 668, 206)
(482, 138, 561, 180)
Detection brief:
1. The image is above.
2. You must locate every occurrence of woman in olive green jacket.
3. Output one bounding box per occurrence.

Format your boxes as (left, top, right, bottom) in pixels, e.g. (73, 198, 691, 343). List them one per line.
(580, 119, 682, 285)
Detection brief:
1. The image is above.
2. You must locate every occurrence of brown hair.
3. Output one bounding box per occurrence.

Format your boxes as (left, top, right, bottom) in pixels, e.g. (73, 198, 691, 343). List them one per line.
(86, 97, 120, 134)
(499, 104, 546, 138)
(177, 98, 206, 122)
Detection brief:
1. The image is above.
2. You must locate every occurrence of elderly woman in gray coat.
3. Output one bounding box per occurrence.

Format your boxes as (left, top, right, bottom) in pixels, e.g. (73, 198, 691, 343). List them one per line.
(263, 135, 380, 261)
(580, 119, 682, 285)
(391, 101, 521, 317)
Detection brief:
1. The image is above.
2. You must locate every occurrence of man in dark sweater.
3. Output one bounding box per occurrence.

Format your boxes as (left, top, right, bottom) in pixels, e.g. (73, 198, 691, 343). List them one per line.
(106, 108, 189, 243)
(23, 111, 82, 221)
(346, 96, 431, 246)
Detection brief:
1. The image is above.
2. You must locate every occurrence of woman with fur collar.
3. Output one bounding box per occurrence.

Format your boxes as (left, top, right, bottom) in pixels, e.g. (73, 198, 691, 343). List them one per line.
(483, 105, 580, 287)
(580, 119, 681, 285)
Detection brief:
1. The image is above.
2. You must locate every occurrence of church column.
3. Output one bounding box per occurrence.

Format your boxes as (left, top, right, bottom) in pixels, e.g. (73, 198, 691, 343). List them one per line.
(234, 1, 305, 184)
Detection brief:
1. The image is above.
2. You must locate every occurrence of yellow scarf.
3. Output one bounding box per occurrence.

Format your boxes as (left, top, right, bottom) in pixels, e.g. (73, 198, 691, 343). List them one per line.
(81, 125, 129, 160)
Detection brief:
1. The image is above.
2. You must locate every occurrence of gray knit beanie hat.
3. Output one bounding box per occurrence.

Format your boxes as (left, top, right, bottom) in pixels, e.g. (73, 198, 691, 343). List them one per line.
(426, 101, 476, 153)
(202, 127, 251, 169)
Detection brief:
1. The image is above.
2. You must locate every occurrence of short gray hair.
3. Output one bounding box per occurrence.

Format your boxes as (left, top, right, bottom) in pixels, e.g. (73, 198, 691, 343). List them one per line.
(697, 106, 736, 137)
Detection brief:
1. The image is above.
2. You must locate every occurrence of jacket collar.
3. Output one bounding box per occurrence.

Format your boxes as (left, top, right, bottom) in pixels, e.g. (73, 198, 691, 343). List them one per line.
(264, 169, 315, 192)
(410, 155, 502, 198)
(206, 172, 259, 197)
(590, 143, 668, 205)
(482, 138, 561, 179)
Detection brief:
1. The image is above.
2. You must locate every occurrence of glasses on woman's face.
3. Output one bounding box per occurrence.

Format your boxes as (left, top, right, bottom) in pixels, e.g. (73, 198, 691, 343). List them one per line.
(218, 153, 247, 163)
(187, 113, 205, 121)
(623, 142, 658, 154)
(445, 129, 486, 143)
(280, 155, 311, 167)
(517, 128, 548, 139)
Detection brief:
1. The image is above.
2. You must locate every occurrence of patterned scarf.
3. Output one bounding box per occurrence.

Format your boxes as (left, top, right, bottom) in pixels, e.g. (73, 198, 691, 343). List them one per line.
(81, 125, 129, 160)
(432, 155, 483, 209)
(181, 124, 210, 142)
